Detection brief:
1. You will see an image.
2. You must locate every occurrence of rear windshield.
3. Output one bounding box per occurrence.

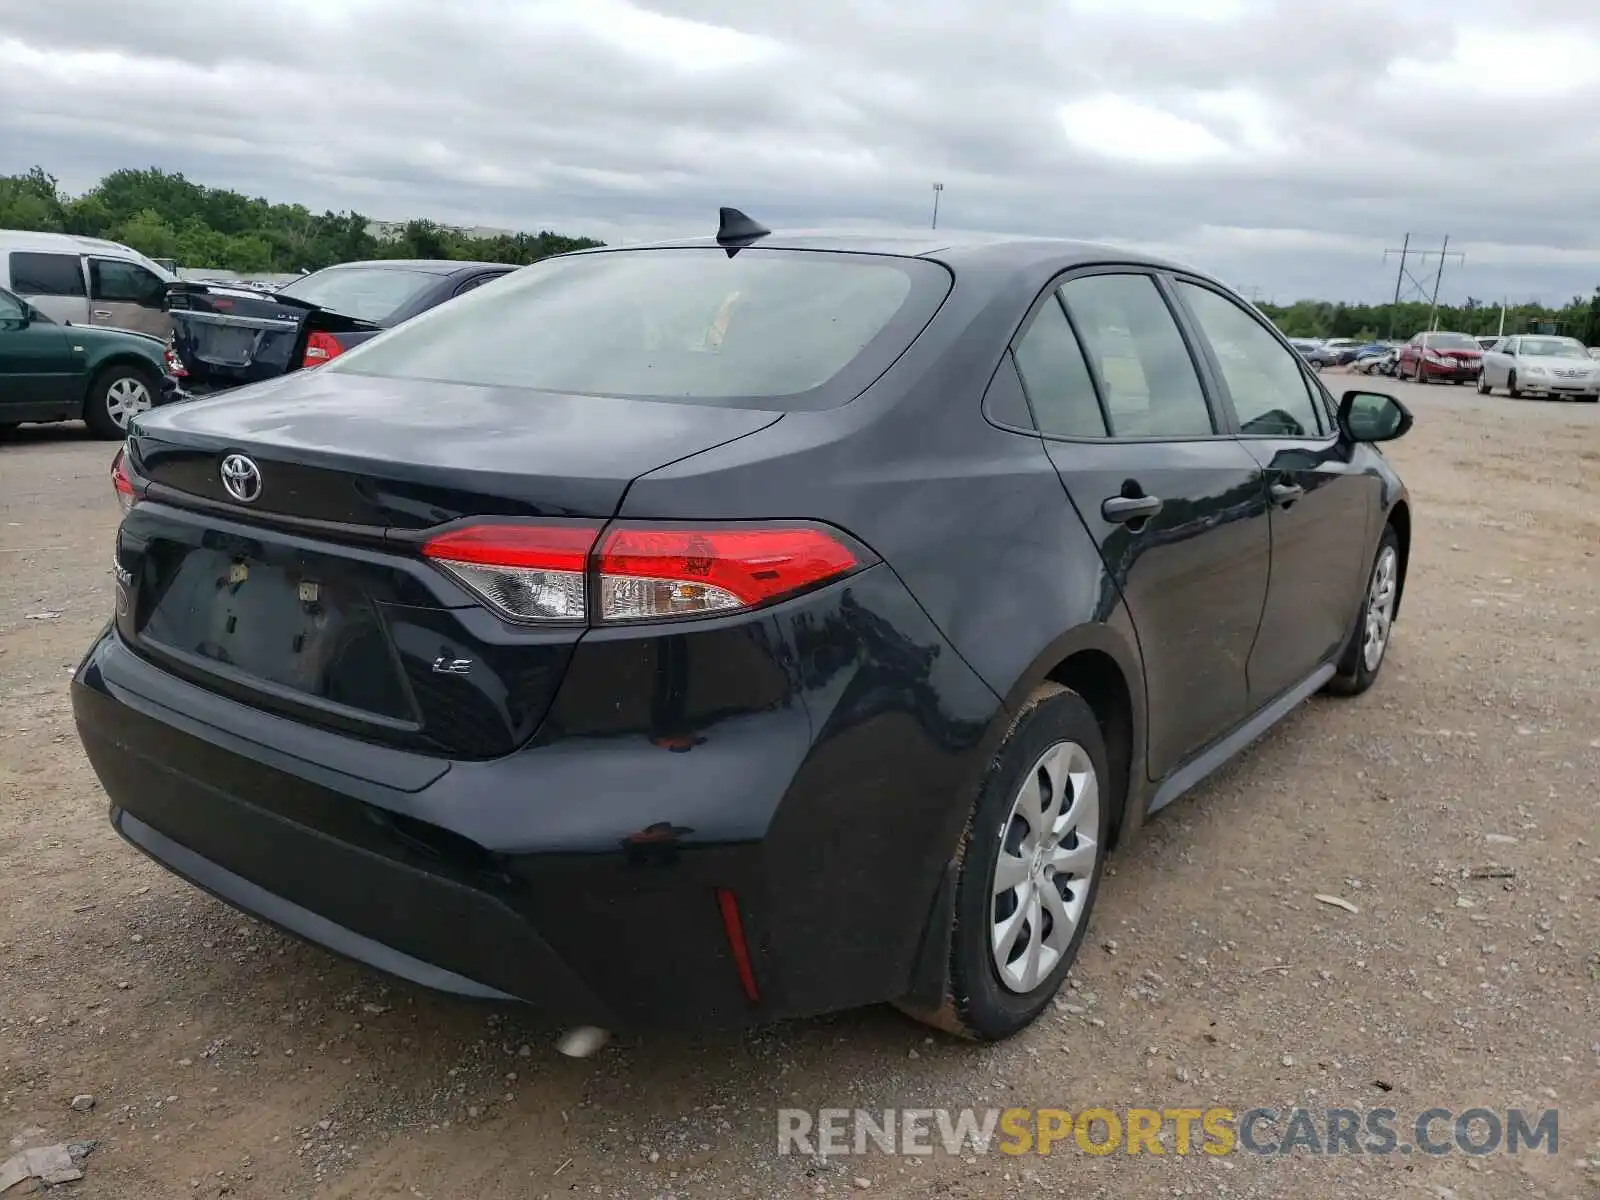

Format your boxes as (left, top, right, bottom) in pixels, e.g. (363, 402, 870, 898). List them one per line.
(328, 248, 951, 409)
(275, 266, 438, 323)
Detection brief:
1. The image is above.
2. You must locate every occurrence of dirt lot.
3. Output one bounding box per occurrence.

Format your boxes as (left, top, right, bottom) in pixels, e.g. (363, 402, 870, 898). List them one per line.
(1, 379, 1596, 1200)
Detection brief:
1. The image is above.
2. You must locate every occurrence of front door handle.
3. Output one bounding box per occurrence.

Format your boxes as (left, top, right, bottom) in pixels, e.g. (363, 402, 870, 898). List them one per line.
(1269, 482, 1304, 508)
(1102, 494, 1164, 523)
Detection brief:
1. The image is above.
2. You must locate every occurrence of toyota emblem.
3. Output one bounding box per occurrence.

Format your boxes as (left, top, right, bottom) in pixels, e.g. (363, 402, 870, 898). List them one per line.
(219, 453, 263, 503)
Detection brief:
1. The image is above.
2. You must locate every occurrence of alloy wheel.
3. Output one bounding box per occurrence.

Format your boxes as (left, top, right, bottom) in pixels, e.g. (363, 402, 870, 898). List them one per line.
(1363, 545, 1399, 672)
(990, 740, 1100, 994)
(104, 377, 152, 429)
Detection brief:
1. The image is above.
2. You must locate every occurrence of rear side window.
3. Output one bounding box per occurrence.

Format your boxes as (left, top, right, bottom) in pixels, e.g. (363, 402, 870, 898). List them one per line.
(1013, 296, 1106, 437)
(1058, 274, 1214, 438)
(330, 248, 951, 410)
(10, 251, 86, 297)
(1176, 282, 1324, 437)
(89, 258, 166, 306)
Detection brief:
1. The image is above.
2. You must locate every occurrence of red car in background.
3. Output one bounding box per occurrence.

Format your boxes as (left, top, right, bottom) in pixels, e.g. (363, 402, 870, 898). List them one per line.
(1396, 331, 1482, 385)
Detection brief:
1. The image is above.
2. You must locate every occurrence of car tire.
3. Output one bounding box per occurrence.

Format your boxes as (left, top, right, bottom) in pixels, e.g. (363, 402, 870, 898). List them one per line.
(85, 363, 159, 440)
(1325, 524, 1401, 697)
(1476, 372, 1491, 395)
(1507, 371, 1521, 399)
(902, 682, 1110, 1042)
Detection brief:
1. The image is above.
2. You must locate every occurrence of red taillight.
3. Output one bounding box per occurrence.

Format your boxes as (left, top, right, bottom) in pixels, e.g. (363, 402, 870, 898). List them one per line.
(111, 448, 136, 514)
(422, 522, 600, 624)
(163, 339, 188, 378)
(595, 524, 862, 622)
(302, 331, 345, 368)
(419, 521, 866, 626)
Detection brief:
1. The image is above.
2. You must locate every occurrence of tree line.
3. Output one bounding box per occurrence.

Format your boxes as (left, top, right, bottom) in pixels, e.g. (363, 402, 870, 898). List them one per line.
(0, 166, 602, 273)
(1260, 294, 1600, 345)
(4, 164, 1598, 342)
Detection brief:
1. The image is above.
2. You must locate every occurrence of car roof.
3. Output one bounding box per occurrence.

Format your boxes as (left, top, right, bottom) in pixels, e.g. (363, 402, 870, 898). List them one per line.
(314, 259, 512, 275)
(0, 228, 176, 281)
(0, 229, 144, 256)
(593, 228, 1215, 281)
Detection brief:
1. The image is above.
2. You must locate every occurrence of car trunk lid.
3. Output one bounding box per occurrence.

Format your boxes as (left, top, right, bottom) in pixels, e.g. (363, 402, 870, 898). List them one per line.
(166, 281, 383, 393)
(117, 375, 782, 757)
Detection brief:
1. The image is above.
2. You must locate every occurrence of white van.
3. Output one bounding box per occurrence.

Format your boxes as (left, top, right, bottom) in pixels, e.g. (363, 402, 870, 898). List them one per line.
(0, 230, 176, 338)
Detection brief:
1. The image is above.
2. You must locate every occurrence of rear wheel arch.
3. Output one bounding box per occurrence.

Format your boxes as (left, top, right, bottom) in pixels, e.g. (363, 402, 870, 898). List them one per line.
(897, 622, 1145, 1020)
(994, 623, 1145, 851)
(1044, 649, 1135, 850)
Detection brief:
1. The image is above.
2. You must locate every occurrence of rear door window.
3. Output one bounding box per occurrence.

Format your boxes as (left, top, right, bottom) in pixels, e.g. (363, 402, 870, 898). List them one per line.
(89, 258, 166, 306)
(1057, 273, 1214, 438)
(329, 248, 951, 410)
(1012, 296, 1107, 437)
(10, 251, 86, 297)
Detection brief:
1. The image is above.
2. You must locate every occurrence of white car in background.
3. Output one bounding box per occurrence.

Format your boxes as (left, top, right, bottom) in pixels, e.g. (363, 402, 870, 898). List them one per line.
(1478, 335, 1600, 401)
(0, 229, 176, 338)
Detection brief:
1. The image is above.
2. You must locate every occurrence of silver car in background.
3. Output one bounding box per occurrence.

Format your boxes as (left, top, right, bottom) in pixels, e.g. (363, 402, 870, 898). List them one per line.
(1478, 335, 1600, 401)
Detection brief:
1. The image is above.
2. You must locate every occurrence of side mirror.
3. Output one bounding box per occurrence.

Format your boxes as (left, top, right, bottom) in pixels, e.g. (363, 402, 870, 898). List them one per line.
(1339, 390, 1412, 443)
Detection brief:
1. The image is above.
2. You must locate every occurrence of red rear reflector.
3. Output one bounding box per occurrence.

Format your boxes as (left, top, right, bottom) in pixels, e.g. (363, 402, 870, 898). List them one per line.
(715, 887, 761, 1003)
(303, 331, 345, 368)
(595, 524, 862, 622)
(421, 523, 599, 624)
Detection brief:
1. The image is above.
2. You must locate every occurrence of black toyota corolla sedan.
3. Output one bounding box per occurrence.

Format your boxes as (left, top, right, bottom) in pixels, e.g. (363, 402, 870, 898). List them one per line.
(75, 213, 1414, 1042)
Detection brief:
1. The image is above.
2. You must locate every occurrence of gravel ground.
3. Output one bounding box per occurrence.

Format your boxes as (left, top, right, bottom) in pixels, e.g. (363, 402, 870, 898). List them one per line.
(1, 378, 1596, 1200)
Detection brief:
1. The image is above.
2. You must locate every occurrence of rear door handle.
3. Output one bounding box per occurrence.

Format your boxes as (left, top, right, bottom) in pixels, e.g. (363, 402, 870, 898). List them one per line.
(91, 310, 113, 319)
(1101, 494, 1164, 523)
(1269, 482, 1304, 508)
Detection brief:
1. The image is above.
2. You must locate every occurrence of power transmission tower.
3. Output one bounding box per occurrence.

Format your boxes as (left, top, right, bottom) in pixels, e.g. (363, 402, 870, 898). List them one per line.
(1382, 234, 1465, 337)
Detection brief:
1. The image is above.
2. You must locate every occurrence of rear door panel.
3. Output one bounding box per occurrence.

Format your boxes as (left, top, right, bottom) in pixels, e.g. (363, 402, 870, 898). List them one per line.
(1013, 270, 1271, 780)
(1045, 438, 1271, 777)
(87, 257, 171, 337)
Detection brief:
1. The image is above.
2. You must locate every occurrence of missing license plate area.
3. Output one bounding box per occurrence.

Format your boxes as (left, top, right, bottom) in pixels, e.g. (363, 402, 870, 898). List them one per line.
(194, 324, 262, 367)
(138, 547, 411, 721)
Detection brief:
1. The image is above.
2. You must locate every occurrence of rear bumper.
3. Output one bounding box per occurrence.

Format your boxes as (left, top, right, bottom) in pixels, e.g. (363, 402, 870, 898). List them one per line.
(72, 562, 1002, 1029)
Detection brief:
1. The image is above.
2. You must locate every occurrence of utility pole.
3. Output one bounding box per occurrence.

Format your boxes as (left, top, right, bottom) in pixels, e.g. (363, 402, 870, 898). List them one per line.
(1389, 233, 1410, 312)
(1382, 234, 1464, 336)
(930, 182, 943, 230)
(1426, 234, 1463, 333)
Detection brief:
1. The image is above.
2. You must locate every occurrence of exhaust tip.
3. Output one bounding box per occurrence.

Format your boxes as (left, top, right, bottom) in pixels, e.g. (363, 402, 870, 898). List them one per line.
(555, 1026, 611, 1059)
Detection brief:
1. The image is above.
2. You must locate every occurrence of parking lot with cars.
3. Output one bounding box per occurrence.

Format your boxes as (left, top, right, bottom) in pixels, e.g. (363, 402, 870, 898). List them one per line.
(2, 368, 1595, 1199)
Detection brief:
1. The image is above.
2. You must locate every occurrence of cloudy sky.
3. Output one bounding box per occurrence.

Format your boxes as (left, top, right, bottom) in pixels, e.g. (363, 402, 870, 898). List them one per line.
(4, 0, 1599, 304)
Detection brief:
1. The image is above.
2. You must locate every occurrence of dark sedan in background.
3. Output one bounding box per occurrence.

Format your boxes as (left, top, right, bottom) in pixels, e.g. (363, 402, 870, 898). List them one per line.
(77, 215, 1414, 1044)
(165, 259, 516, 394)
